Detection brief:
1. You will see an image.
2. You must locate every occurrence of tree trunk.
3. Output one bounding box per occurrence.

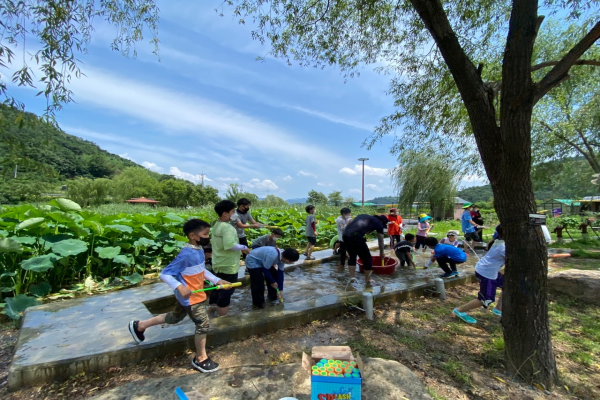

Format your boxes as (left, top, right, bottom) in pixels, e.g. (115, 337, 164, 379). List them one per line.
(410, 0, 557, 387)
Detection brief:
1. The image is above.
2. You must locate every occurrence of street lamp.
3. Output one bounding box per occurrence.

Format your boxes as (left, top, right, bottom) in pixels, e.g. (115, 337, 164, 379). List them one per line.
(358, 158, 369, 207)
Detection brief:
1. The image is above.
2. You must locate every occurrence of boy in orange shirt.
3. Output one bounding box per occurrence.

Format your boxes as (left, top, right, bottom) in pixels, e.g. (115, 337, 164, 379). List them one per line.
(387, 208, 403, 249)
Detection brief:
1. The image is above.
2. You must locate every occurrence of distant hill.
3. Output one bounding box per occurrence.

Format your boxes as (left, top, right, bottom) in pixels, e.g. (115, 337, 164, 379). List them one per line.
(457, 185, 493, 203)
(286, 197, 307, 204)
(0, 104, 139, 179)
(366, 196, 398, 204)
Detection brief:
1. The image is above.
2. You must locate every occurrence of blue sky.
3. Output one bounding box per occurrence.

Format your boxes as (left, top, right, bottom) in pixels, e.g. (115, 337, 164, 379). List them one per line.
(6, 1, 485, 199)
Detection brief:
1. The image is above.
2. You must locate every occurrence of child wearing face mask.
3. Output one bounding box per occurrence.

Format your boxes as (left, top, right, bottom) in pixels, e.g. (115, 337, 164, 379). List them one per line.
(251, 228, 284, 249)
(128, 218, 231, 374)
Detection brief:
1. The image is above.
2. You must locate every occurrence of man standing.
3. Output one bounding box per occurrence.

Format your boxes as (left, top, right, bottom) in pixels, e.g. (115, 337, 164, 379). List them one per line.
(342, 214, 388, 284)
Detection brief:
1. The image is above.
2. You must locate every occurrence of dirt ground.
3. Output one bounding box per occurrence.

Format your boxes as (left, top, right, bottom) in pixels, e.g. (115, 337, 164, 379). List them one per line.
(1, 267, 599, 400)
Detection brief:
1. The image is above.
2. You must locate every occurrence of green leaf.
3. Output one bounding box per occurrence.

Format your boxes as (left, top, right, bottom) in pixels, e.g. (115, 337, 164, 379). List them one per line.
(95, 246, 121, 259)
(5, 294, 41, 320)
(163, 244, 178, 253)
(0, 238, 23, 253)
(51, 239, 88, 257)
(12, 236, 36, 245)
(29, 282, 52, 297)
(82, 220, 104, 235)
(1, 287, 14, 293)
(134, 214, 159, 224)
(134, 237, 158, 248)
(105, 224, 134, 234)
(163, 213, 185, 223)
(51, 198, 82, 212)
(173, 234, 188, 242)
(122, 272, 143, 285)
(21, 254, 61, 272)
(16, 217, 45, 231)
(1, 272, 17, 279)
(112, 254, 131, 265)
(0, 229, 9, 237)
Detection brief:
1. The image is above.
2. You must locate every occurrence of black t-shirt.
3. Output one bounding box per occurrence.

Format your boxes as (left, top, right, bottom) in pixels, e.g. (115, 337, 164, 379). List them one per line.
(343, 214, 385, 237)
(394, 240, 413, 254)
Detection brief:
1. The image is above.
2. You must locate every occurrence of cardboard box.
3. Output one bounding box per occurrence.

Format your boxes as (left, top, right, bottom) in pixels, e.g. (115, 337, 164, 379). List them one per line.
(302, 346, 364, 400)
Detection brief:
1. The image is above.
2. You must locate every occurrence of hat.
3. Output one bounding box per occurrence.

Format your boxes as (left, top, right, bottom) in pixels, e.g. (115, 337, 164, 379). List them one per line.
(447, 231, 459, 237)
(419, 215, 432, 222)
(462, 202, 472, 209)
(418, 213, 428, 219)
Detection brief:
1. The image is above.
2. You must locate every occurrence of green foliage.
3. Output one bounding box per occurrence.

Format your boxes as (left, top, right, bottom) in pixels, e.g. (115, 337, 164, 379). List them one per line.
(392, 151, 458, 219)
(307, 189, 327, 205)
(225, 183, 259, 204)
(259, 194, 288, 207)
(458, 185, 494, 204)
(327, 190, 343, 206)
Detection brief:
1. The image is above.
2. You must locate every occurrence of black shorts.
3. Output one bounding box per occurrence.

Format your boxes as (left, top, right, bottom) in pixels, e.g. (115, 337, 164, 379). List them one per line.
(415, 235, 427, 249)
(208, 272, 238, 308)
(464, 232, 481, 242)
(343, 234, 372, 270)
(306, 236, 317, 245)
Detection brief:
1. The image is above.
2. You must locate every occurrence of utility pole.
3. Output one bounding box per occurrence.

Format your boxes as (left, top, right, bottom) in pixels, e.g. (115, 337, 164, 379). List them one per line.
(199, 171, 205, 186)
(14, 164, 17, 179)
(358, 158, 369, 207)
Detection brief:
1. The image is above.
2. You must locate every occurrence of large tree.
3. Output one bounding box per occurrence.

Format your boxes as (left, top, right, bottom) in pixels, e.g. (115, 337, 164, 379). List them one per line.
(226, 0, 600, 387)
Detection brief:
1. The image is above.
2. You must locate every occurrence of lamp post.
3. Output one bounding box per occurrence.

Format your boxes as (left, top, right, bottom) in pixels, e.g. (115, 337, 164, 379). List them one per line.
(358, 158, 369, 207)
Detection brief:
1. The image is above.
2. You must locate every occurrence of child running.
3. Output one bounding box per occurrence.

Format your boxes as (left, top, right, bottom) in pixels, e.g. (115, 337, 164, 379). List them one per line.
(386, 208, 403, 249)
(210, 200, 250, 317)
(394, 233, 416, 268)
(251, 228, 284, 249)
(335, 207, 353, 269)
(453, 226, 506, 324)
(303, 205, 317, 260)
(415, 213, 434, 252)
(128, 219, 231, 373)
(424, 237, 466, 278)
(246, 246, 300, 308)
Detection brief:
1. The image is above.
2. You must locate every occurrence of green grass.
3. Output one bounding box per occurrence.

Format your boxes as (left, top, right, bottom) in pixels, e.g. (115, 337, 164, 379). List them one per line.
(548, 237, 600, 250)
(446, 322, 467, 336)
(411, 310, 433, 321)
(344, 337, 393, 359)
(427, 387, 447, 400)
(570, 249, 600, 258)
(440, 360, 472, 386)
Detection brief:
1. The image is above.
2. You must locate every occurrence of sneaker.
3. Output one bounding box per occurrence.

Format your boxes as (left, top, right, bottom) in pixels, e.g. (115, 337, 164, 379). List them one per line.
(492, 308, 502, 316)
(449, 271, 460, 277)
(128, 320, 145, 344)
(306, 256, 315, 260)
(440, 272, 452, 278)
(192, 357, 219, 373)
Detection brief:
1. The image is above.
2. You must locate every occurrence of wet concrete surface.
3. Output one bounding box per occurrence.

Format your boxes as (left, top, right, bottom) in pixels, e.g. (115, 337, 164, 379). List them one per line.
(8, 241, 482, 390)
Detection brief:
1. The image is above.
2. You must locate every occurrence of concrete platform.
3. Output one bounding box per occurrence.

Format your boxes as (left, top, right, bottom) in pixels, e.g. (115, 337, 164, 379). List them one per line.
(8, 240, 479, 390)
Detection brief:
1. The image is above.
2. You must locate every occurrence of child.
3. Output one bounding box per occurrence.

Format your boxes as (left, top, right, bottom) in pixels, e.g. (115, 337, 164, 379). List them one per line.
(394, 233, 416, 268)
(387, 208, 403, 249)
(210, 200, 250, 317)
(453, 226, 505, 324)
(246, 247, 300, 308)
(461, 203, 486, 250)
(335, 207, 353, 268)
(440, 231, 460, 247)
(230, 198, 260, 259)
(303, 205, 317, 260)
(203, 245, 213, 271)
(128, 219, 230, 373)
(415, 213, 434, 252)
(251, 228, 284, 249)
(424, 237, 466, 278)
(470, 204, 484, 241)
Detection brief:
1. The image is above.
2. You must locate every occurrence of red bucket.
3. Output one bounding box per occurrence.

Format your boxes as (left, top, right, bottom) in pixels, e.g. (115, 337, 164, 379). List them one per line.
(357, 256, 398, 275)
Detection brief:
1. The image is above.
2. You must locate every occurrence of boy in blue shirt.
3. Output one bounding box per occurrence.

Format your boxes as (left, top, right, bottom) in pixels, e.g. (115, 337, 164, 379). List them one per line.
(128, 219, 232, 373)
(461, 203, 486, 250)
(424, 237, 467, 278)
(245, 246, 300, 308)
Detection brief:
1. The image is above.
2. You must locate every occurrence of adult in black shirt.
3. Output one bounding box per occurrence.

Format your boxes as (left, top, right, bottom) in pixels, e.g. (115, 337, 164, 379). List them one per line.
(342, 214, 388, 283)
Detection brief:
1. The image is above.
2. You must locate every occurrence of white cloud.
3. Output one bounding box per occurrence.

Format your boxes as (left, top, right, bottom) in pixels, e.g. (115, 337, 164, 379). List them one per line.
(349, 188, 362, 194)
(282, 175, 293, 181)
(68, 67, 345, 168)
(119, 152, 134, 161)
(141, 161, 163, 172)
(379, 179, 384, 183)
(366, 184, 383, 191)
(169, 167, 212, 184)
(459, 175, 488, 189)
(317, 182, 334, 187)
(244, 179, 279, 191)
(339, 165, 390, 177)
(298, 170, 318, 178)
(281, 104, 374, 131)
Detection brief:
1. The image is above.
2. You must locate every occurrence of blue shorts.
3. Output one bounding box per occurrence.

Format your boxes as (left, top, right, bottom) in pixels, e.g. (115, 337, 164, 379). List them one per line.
(476, 272, 503, 308)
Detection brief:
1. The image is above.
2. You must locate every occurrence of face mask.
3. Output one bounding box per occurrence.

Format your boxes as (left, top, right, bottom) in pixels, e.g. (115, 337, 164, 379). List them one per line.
(195, 237, 210, 246)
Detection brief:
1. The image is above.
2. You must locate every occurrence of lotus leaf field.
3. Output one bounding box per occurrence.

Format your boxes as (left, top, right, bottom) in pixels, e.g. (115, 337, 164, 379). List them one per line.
(0, 200, 342, 319)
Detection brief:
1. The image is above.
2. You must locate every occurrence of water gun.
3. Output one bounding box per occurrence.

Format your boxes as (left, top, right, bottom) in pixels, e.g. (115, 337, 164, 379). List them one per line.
(191, 282, 242, 293)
